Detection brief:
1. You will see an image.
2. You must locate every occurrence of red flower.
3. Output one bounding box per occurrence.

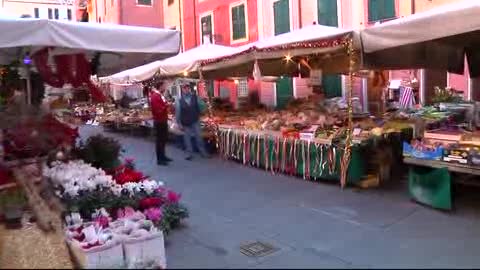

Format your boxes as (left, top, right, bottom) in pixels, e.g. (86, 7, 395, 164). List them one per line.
(95, 216, 109, 229)
(113, 167, 145, 185)
(166, 190, 181, 204)
(139, 197, 163, 209)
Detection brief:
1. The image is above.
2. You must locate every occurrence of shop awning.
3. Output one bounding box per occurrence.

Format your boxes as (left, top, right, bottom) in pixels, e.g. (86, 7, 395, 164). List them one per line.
(199, 24, 356, 79)
(100, 43, 244, 84)
(361, 1, 480, 77)
(0, 16, 180, 75)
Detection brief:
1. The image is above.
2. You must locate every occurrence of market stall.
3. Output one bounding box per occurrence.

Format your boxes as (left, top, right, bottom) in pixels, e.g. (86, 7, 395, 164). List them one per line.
(361, 1, 480, 210)
(0, 17, 184, 268)
(198, 24, 363, 187)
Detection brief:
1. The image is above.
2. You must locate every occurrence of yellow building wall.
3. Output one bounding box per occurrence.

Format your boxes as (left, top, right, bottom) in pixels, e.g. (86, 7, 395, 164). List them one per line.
(2, 0, 74, 19)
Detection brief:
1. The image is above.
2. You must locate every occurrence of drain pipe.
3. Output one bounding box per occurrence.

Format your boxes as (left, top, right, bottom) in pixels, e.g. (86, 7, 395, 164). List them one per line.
(298, 0, 302, 28)
(411, 0, 415, 14)
(193, 0, 198, 46)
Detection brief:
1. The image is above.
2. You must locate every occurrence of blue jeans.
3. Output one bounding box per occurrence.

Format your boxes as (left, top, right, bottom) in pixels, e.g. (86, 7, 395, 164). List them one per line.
(183, 121, 208, 156)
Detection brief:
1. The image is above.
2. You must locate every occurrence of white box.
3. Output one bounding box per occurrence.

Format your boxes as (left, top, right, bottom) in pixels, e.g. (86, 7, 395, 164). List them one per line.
(123, 231, 166, 269)
(66, 239, 124, 269)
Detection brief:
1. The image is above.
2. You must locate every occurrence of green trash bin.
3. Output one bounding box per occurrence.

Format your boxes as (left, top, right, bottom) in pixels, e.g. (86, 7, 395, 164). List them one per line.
(408, 166, 452, 210)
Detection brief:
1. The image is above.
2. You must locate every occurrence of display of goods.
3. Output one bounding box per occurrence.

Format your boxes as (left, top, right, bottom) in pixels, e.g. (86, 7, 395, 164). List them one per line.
(424, 128, 465, 142)
(2, 114, 78, 160)
(443, 146, 469, 164)
(403, 141, 444, 160)
(470, 152, 480, 166)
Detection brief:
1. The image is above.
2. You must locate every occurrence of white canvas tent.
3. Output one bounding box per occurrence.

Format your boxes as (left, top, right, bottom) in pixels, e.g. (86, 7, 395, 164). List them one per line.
(361, 1, 480, 77)
(199, 24, 356, 79)
(0, 16, 180, 75)
(100, 43, 244, 84)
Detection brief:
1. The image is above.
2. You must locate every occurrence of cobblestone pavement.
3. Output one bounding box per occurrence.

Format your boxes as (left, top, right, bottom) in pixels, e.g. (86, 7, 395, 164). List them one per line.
(80, 126, 480, 269)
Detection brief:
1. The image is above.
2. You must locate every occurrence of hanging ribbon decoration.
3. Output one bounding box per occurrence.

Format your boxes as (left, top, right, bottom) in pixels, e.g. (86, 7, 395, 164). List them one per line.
(264, 135, 269, 171)
(340, 38, 356, 188)
(306, 141, 311, 180)
(302, 141, 306, 180)
(256, 134, 261, 168)
(32, 48, 106, 102)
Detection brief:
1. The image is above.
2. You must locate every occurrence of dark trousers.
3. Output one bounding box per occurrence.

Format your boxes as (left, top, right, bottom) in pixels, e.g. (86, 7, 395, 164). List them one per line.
(154, 121, 169, 162)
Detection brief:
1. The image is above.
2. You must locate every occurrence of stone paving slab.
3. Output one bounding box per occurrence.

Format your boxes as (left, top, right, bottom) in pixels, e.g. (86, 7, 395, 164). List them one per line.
(79, 126, 480, 268)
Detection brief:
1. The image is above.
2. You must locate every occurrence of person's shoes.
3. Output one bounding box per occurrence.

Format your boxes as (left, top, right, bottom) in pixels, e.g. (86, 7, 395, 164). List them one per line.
(157, 160, 169, 166)
(185, 156, 193, 161)
(164, 157, 173, 162)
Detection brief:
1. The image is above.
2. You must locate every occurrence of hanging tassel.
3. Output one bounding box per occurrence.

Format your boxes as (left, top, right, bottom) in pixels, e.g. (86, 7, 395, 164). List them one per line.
(328, 146, 335, 175)
(313, 143, 321, 180)
(256, 134, 261, 168)
(320, 144, 326, 176)
(281, 138, 287, 173)
(306, 141, 311, 180)
(273, 137, 280, 174)
(264, 136, 269, 171)
(293, 139, 298, 176)
(302, 141, 306, 180)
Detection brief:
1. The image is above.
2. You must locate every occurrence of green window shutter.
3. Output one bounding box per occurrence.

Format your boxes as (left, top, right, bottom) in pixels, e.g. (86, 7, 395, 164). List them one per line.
(369, 0, 395, 22)
(322, 74, 342, 98)
(232, 4, 246, 41)
(273, 0, 290, 35)
(317, 0, 338, 27)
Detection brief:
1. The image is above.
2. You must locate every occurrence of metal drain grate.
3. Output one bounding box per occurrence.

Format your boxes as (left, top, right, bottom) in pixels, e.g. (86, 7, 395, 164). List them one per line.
(240, 241, 279, 257)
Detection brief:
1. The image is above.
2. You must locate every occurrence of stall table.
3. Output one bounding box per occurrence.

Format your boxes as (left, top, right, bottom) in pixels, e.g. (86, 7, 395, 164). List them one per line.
(404, 157, 480, 210)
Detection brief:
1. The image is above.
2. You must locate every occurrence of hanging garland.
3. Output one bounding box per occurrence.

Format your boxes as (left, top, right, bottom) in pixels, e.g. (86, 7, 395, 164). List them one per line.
(200, 35, 348, 66)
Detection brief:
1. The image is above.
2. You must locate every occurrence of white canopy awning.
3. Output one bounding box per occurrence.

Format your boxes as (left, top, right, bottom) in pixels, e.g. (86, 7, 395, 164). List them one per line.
(0, 17, 181, 75)
(199, 24, 355, 78)
(361, 1, 480, 77)
(101, 43, 244, 84)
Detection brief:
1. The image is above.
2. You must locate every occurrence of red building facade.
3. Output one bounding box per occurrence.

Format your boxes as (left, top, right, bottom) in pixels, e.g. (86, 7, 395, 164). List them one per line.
(89, 0, 164, 28)
(181, 0, 259, 106)
(182, 0, 258, 49)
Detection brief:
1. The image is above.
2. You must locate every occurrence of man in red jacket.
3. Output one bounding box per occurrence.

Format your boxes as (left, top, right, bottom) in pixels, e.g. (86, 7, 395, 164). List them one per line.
(150, 81, 172, 166)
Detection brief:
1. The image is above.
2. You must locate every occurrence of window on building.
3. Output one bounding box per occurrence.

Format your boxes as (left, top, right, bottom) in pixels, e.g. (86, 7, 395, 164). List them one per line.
(54, 8, 59, 20)
(231, 3, 246, 41)
(317, 0, 338, 27)
(237, 78, 248, 97)
(168, 0, 174, 5)
(368, 0, 395, 22)
(34, 8, 39, 18)
(200, 14, 213, 44)
(48, 8, 53, 19)
(137, 0, 152, 6)
(273, 0, 290, 35)
(67, 9, 72, 20)
(318, 0, 341, 98)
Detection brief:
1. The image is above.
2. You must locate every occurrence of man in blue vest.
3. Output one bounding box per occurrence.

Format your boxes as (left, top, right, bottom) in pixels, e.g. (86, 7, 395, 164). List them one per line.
(175, 82, 209, 161)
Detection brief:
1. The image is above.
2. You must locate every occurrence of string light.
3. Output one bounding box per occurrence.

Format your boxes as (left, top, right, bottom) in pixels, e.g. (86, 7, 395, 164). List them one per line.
(284, 54, 292, 62)
(183, 71, 188, 77)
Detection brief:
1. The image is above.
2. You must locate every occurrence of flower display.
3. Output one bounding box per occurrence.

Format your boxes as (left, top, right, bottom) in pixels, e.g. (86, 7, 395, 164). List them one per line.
(45, 159, 188, 234)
